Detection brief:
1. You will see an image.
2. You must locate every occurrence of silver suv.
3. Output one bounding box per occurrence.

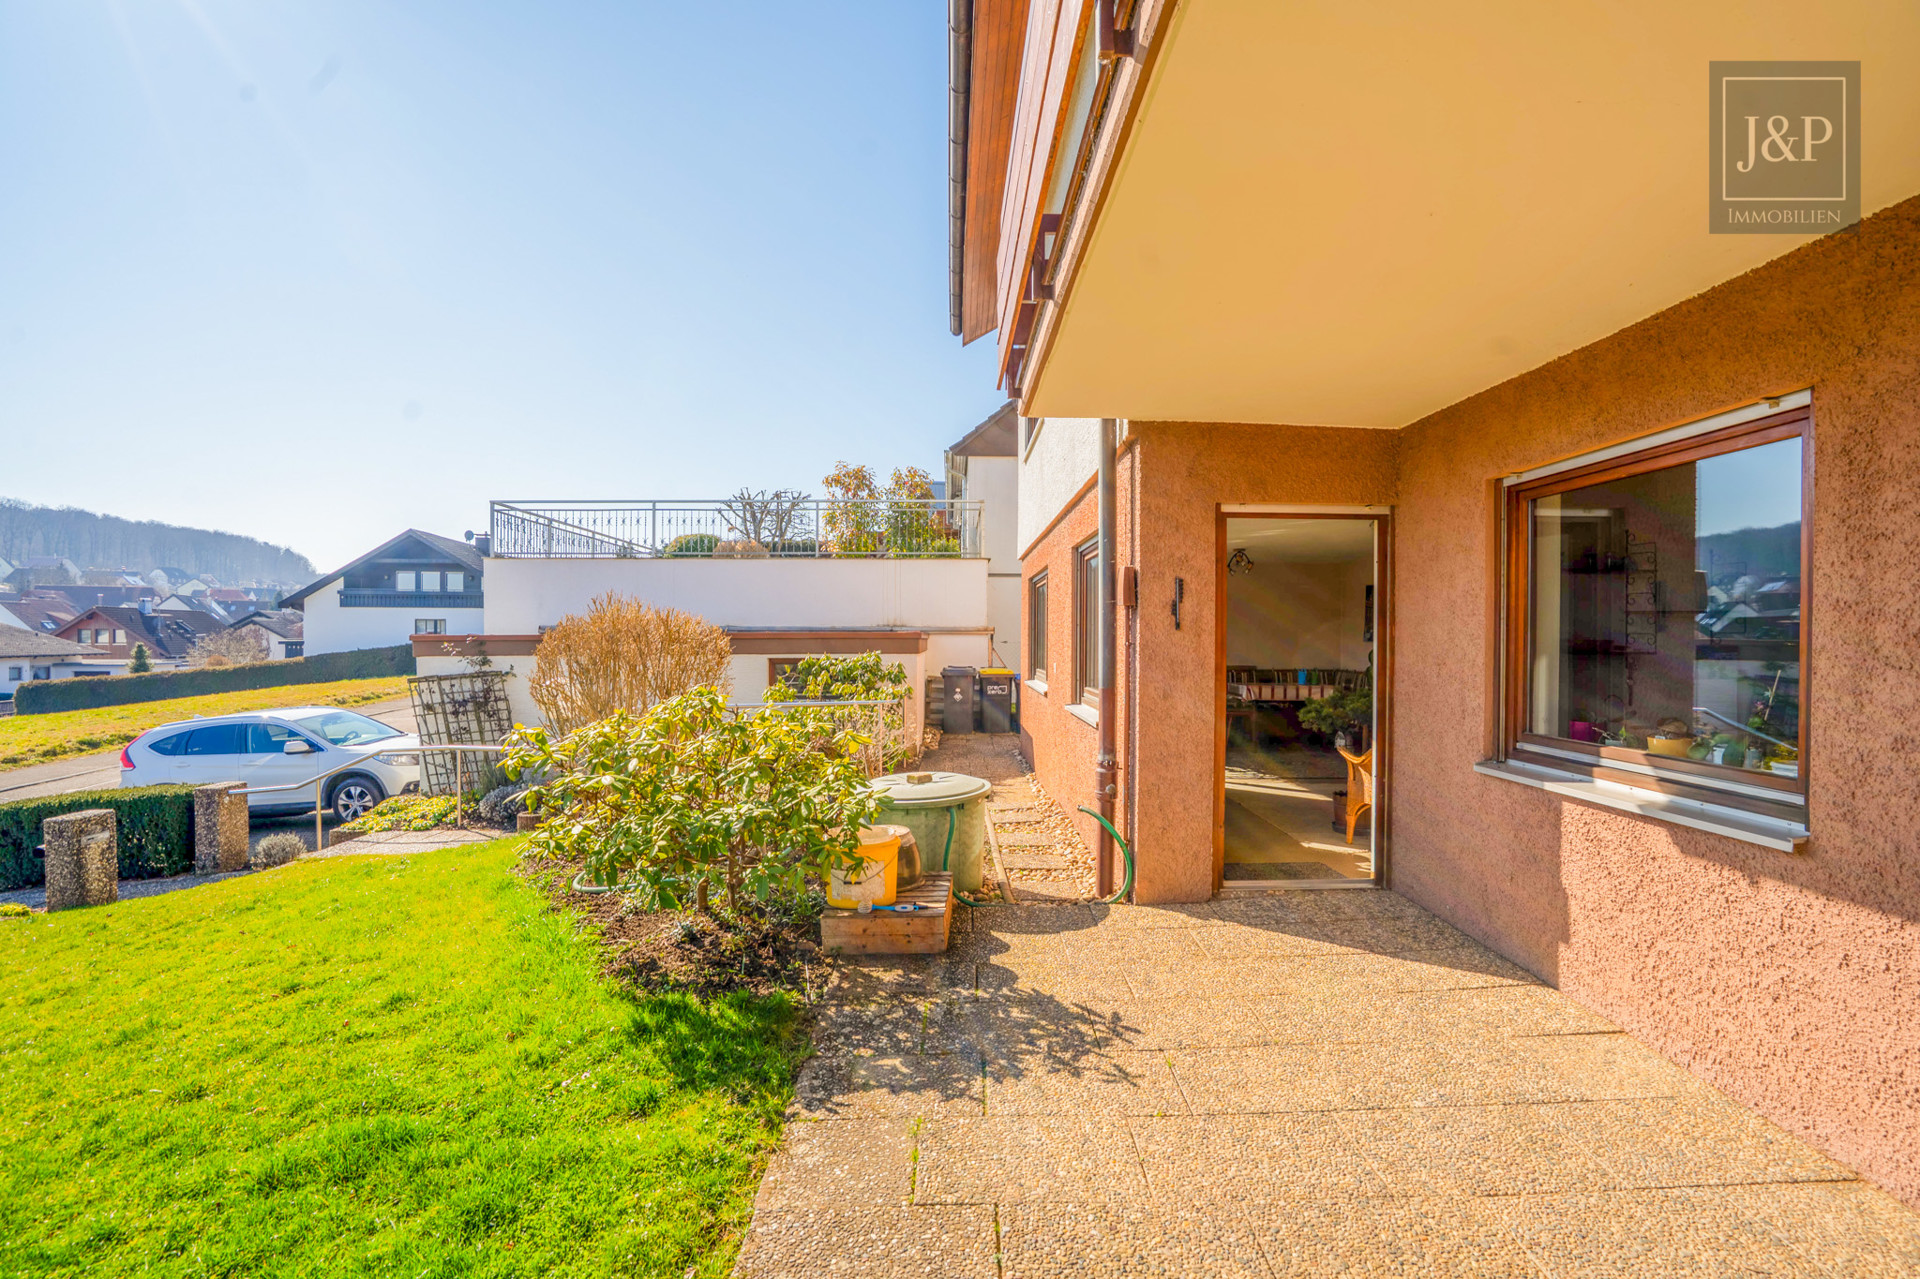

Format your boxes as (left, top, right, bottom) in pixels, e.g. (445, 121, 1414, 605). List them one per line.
(119, 707, 422, 821)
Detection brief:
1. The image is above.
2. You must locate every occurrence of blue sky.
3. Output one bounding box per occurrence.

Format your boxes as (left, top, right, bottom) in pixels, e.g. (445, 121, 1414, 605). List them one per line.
(0, 2, 1006, 573)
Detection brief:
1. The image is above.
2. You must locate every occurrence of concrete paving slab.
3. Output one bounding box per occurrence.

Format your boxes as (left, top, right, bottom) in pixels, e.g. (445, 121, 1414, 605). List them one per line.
(1132, 1112, 1387, 1201)
(751, 1119, 913, 1212)
(1548, 1097, 1858, 1189)
(1247, 1197, 1549, 1278)
(1731, 1182, 1920, 1278)
(985, 1048, 1187, 1117)
(913, 1116, 1145, 1204)
(1084, 901, 1227, 929)
(792, 1053, 985, 1121)
(1333, 1104, 1617, 1197)
(733, 1205, 998, 1279)
(1506, 1031, 1713, 1101)
(1407, 985, 1619, 1038)
(812, 997, 931, 1057)
(999, 1203, 1271, 1279)
(1481, 1187, 1825, 1278)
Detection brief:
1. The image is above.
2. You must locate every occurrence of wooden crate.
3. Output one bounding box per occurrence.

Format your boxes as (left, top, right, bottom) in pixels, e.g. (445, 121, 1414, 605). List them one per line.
(819, 873, 953, 955)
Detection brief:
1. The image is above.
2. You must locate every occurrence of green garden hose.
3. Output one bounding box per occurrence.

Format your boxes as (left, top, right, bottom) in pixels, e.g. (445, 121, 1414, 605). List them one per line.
(1077, 806, 1136, 904)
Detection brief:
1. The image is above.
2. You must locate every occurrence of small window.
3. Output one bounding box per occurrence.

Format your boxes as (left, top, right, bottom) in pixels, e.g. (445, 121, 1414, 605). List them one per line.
(395, 571, 417, 591)
(184, 724, 249, 755)
(75, 629, 90, 644)
(7, 666, 21, 681)
(420, 571, 442, 592)
(1028, 572, 1049, 682)
(146, 731, 190, 757)
(769, 657, 803, 692)
(1074, 540, 1101, 702)
(30, 666, 50, 680)
(445, 571, 464, 593)
(1506, 405, 1807, 810)
(114, 630, 127, 645)
(415, 619, 447, 635)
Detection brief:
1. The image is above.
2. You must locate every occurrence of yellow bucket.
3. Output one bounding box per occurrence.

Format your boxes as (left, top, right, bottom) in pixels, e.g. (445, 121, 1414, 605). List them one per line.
(826, 826, 902, 908)
(1647, 736, 1695, 758)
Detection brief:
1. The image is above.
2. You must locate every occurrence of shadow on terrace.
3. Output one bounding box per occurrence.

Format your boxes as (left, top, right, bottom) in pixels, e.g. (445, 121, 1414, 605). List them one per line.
(799, 890, 1542, 1117)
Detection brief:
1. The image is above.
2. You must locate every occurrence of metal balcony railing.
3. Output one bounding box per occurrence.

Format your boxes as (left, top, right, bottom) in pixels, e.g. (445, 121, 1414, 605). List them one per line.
(488, 498, 984, 560)
(339, 590, 486, 608)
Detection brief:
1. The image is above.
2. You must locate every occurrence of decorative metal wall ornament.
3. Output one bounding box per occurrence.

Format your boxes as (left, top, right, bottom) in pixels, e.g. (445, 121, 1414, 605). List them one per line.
(1227, 548, 1254, 575)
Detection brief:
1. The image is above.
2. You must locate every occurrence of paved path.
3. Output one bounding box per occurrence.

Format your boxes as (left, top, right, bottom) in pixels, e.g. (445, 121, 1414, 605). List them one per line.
(737, 891, 1920, 1277)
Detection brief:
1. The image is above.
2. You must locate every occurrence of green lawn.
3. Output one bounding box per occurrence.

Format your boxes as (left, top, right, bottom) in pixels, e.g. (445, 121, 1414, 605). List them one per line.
(0, 838, 802, 1277)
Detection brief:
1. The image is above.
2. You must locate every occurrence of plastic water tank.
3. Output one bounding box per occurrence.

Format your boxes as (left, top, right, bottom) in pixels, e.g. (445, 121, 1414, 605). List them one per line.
(869, 771, 993, 893)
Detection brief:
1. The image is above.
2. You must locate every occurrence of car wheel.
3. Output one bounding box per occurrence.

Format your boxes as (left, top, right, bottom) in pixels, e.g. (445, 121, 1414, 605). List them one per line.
(329, 776, 385, 822)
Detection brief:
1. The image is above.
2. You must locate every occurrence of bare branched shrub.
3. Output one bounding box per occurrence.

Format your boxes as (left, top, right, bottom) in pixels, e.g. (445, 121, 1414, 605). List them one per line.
(528, 593, 732, 737)
(187, 627, 268, 668)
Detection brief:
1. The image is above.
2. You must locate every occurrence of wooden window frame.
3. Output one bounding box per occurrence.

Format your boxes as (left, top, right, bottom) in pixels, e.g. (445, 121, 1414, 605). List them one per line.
(1073, 539, 1099, 703)
(1028, 571, 1049, 683)
(1502, 405, 1811, 818)
(768, 657, 803, 691)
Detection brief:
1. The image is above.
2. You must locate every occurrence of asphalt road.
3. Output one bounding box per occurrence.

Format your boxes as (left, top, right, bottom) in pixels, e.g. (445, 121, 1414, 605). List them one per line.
(0, 697, 418, 805)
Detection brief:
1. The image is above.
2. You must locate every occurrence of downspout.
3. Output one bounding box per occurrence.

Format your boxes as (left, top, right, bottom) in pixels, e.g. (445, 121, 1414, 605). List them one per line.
(1095, 417, 1120, 897)
(947, 0, 971, 337)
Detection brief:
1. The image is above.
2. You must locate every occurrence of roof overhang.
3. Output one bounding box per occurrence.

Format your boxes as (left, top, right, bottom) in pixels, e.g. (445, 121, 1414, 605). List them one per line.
(1023, 0, 1920, 426)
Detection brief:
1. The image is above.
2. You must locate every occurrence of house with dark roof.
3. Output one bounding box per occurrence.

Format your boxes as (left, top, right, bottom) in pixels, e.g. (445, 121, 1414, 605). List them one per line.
(0, 629, 117, 700)
(54, 604, 226, 666)
(0, 594, 78, 634)
(229, 608, 304, 660)
(281, 530, 484, 656)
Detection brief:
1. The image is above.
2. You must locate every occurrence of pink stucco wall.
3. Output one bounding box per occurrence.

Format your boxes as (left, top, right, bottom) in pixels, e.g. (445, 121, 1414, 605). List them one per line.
(1015, 196, 1920, 1205)
(1390, 196, 1920, 1207)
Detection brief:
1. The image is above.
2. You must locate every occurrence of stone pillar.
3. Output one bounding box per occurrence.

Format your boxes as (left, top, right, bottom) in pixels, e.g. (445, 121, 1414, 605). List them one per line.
(44, 809, 118, 911)
(193, 782, 250, 874)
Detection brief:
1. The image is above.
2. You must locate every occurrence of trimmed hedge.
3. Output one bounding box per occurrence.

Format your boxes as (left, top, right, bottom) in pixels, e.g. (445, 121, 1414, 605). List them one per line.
(14, 645, 415, 716)
(0, 785, 196, 890)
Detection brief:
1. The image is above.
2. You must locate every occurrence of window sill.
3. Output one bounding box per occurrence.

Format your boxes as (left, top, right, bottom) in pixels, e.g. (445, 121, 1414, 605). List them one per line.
(1025, 679, 1048, 696)
(1473, 758, 1808, 853)
(1065, 703, 1098, 728)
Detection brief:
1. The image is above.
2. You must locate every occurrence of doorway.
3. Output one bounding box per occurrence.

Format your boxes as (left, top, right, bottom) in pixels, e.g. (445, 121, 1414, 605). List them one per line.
(1217, 514, 1385, 887)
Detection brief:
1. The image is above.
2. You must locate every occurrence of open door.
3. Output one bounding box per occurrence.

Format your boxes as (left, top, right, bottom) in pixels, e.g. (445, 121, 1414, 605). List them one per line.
(1217, 513, 1387, 889)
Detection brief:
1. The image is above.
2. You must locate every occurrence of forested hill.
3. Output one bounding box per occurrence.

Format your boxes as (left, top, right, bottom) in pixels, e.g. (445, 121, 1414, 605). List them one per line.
(0, 498, 314, 584)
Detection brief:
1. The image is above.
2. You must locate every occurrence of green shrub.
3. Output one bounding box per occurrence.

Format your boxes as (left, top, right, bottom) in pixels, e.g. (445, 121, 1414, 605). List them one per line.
(0, 785, 196, 890)
(662, 533, 719, 557)
(509, 686, 880, 915)
(13, 645, 414, 715)
(339, 794, 458, 834)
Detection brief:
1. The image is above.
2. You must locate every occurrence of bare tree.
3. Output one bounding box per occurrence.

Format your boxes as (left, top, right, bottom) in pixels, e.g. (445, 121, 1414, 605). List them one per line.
(187, 627, 269, 668)
(527, 593, 732, 737)
(720, 488, 809, 549)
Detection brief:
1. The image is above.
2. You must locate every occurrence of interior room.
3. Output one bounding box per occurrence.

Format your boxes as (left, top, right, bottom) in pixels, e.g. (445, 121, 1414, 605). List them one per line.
(1222, 517, 1377, 883)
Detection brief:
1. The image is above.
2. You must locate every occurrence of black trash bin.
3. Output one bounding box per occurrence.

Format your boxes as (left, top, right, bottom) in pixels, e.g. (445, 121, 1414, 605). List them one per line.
(978, 668, 1015, 733)
(941, 665, 978, 735)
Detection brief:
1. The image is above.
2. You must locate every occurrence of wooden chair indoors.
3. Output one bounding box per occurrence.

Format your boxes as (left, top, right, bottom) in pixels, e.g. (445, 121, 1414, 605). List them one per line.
(1336, 745, 1373, 844)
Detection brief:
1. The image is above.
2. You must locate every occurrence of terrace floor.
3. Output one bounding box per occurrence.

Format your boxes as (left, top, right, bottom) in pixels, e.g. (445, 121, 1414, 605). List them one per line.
(735, 891, 1920, 1277)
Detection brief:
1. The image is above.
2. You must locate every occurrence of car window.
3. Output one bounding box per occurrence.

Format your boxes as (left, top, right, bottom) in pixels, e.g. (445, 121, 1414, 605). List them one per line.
(246, 722, 307, 754)
(290, 710, 402, 747)
(184, 724, 249, 755)
(146, 732, 191, 757)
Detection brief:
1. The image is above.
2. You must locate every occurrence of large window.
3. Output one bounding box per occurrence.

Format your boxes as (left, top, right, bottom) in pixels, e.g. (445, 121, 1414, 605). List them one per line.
(1028, 572, 1048, 682)
(1074, 540, 1100, 703)
(1506, 406, 1807, 808)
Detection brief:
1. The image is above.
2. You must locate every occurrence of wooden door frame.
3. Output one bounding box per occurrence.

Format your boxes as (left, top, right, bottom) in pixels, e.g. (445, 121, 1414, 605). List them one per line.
(1213, 508, 1395, 892)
